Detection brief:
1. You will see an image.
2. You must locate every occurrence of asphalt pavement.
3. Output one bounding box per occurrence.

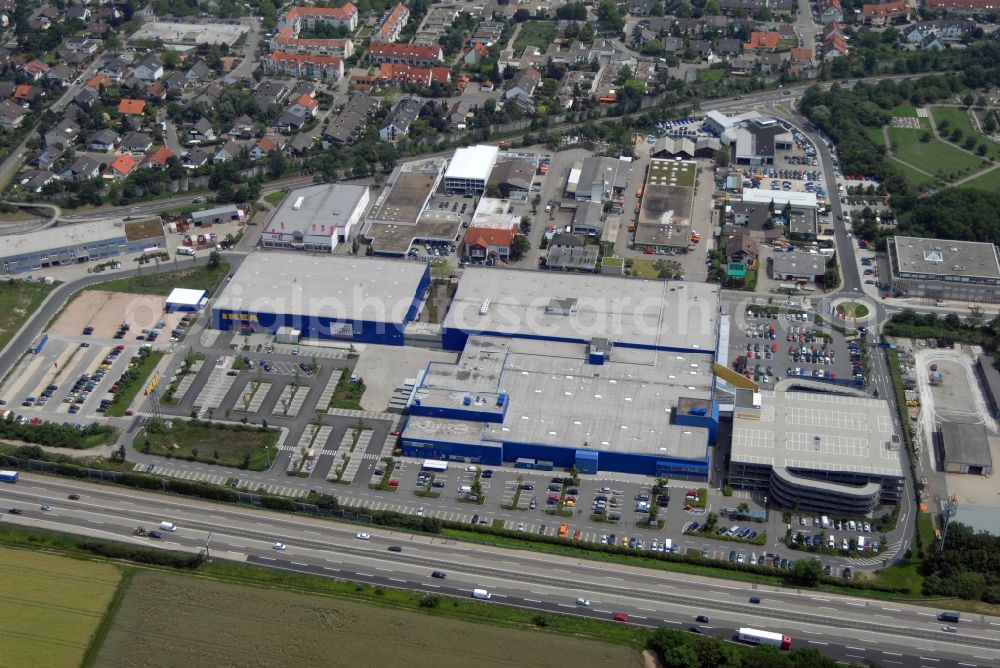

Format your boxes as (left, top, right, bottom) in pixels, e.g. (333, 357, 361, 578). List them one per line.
(2, 474, 997, 668)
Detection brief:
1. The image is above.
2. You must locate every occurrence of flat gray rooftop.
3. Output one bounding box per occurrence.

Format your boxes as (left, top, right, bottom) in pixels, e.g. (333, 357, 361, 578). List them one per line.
(1, 220, 125, 257)
(941, 420, 992, 468)
(634, 221, 691, 248)
(213, 252, 426, 323)
(271, 184, 368, 234)
(443, 267, 719, 352)
(732, 391, 904, 478)
(412, 336, 712, 457)
(891, 235, 1000, 280)
(365, 217, 461, 254)
(368, 171, 437, 224)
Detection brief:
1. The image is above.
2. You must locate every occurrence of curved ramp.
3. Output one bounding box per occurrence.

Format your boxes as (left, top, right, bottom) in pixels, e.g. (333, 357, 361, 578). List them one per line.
(0, 201, 62, 233)
(774, 377, 869, 397)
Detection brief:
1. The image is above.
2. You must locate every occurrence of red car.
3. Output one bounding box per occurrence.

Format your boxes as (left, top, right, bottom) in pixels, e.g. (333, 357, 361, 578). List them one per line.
(573, 529, 581, 540)
(387, 480, 399, 487)
(614, 612, 629, 622)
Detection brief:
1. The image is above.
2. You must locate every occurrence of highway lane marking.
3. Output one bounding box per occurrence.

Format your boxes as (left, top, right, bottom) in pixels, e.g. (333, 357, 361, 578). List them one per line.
(557, 603, 574, 609)
(810, 597, 830, 602)
(291, 562, 308, 566)
(845, 601, 865, 606)
(388, 578, 406, 583)
(492, 594, 507, 599)
(421, 583, 439, 588)
(881, 607, 901, 612)
(524, 598, 541, 603)
(846, 655, 864, 661)
(958, 663, 978, 667)
(303, 530, 320, 535)
(846, 646, 866, 651)
(323, 567, 339, 572)
(631, 615, 647, 620)
(259, 556, 275, 561)
(916, 612, 934, 617)
(356, 572, 373, 577)
(919, 658, 939, 663)
(638, 607, 655, 612)
(807, 641, 828, 646)
(882, 651, 902, 656)
(595, 609, 611, 614)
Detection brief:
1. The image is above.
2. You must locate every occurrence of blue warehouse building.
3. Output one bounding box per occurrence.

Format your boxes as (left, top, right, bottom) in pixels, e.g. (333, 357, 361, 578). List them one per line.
(1, 221, 127, 274)
(212, 253, 429, 346)
(401, 269, 723, 479)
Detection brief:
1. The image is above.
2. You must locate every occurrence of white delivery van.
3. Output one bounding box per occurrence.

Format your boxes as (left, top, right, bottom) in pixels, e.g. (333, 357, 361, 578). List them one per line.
(472, 589, 492, 600)
(458, 485, 473, 494)
(159, 521, 177, 532)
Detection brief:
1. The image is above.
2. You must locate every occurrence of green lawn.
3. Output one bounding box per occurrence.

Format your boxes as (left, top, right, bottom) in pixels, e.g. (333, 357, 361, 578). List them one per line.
(888, 157, 938, 190)
(931, 106, 1000, 161)
(329, 368, 366, 410)
(138, 419, 279, 470)
(961, 165, 1000, 192)
(513, 21, 557, 53)
(888, 127, 982, 182)
(866, 127, 886, 149)
(697, 68, 726, 82)
(0, 280, 57, 352)
(88, 260, 230, 297)
(263, 190, 288, 207)
(106, 350, 164, 417)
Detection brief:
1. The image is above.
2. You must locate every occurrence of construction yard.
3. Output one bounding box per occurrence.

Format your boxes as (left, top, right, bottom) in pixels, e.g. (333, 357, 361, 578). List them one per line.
(50, 290, 185, 338)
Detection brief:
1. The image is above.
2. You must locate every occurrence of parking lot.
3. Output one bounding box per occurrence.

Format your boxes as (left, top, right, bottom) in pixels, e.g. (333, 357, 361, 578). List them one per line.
(727, 303, 864, 386)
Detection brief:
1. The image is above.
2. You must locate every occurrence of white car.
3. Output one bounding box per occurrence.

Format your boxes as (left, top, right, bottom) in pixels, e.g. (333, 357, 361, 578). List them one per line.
(517, 522, 525, 531)
(416, 506, 425, 516)
(356, 532, 371, 540)
(576, 598, 590, 606)
(273, 542, 286, 551)
(465, 466, 478, 472)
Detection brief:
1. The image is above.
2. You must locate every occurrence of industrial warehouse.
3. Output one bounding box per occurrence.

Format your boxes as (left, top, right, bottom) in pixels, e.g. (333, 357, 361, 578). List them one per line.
(632, 158, 698, 253)
(262, 183, 369, 253)
(399, 268, 722, 477)
(211, 253, 429, 345)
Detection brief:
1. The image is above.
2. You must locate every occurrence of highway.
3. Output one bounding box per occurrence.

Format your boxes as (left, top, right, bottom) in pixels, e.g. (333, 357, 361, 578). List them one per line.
(1, 474, 997, 668)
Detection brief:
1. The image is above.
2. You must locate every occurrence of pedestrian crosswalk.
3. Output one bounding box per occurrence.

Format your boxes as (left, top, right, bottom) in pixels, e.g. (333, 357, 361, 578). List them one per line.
(235, 480, 308, 499)
(847, 539, 902, 567)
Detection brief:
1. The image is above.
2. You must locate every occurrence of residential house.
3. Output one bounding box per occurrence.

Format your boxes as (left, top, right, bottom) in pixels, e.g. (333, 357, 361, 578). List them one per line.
(253, 81, 289, 110)
(62, 37, 102, 55)
(0, 100, 25, 129)
(822, 34, 849, 59)
(15, 169, 56, 193)
(716, 38, 743, 58)
(187, 118, 216, 143)
(904, 20, 975, 42)
(100, 57, 128, 81)
(67, 6, 90, 21)
(59, 156, 100, 182)
(470, 21, 504, 46)
(448, 100, 470, 126)
(464, 222, 519, 261)
(164, 72, 187, 90)
(288, 93, 320, 118)
(504, 67, 542, 110)
(20, 59, 49, 81)
(250, 135, 282, 160)
(487, 160, 534, 197)
(367, 43, 444, 68)
(271, 28, 354, 57)
(0, 82, 15, 100)
(146, 81, 167, 102)
(264, 52, 344, 80)
(372, 3, 409, 43)
(283, 133, 314, 157)
(542, 233, 599, 272)
(106, 154, 137, 181)
(273, 109, 306, 132)
(463, 43, 491, 66)
(134, 56, 164, 82)
(862, 0, 910, 26)
(919, 34, 948, 50)
(212, 141, 244, 164)
(759, 52, 789, 73)
(87, 129, 120, 152)
(14, 85, 44, 105)
(725, 233, 759, 262)
(744, 32, 780, 52)
(376, 62, 447, 86)
(117, 99, 145, 116)
(44, 119, 80, 152)
(819, 0, 844, 24)
(289, 81, 318, 100)
(122, 132, 153, 155)
(379, 96, 422, 141)
(925, 0, 997, 13)
(45, 64, 75, 87)
(280, 4, 359, 32)
(185, 60, 211, 83)
(229, 114, 256, 140)
(181, 146, 214, 170)
(789, 48, 816, 77)
(327, 94, 380, 145)
(140, 146, 174, 170)
(73, 87, 99, 111)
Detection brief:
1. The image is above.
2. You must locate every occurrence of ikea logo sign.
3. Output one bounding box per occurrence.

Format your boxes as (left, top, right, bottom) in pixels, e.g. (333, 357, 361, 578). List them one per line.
(223, 313, 259, 322)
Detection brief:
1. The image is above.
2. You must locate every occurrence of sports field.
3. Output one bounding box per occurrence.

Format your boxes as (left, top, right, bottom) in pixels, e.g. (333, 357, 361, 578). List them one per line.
(888, 127, 982, 181)
(0, 547, 122, 668)
(95, 571, 644, 668)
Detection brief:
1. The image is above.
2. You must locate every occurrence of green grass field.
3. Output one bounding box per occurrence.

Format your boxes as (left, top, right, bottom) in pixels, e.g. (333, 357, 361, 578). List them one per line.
(889, 157, 938, 190)
(931, 106, 1000, 161)
(512, 21, 557, 52)
(87, 261, 230, 297)
(0, 547, 122, 668)
(0, 280, 56, 352)
(95, 571, 645, 668)
(106, 350, 164, 417)
(329, 367, 366, 409)
(139, 419, 279, 470)
(888, 127, 982, 181)
(961, 165, 1000, 192)
(697, 68, 726, 82)
(262, 190, 288, 207)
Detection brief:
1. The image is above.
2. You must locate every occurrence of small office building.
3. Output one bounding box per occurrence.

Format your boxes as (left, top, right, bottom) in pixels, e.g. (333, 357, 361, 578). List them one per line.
(444, 145, 499, 195)
(0, 221, 126, 274)
(262, 183, 369, 253)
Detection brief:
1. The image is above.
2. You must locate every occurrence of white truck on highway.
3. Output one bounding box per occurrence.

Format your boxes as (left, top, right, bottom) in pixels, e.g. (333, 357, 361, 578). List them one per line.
(738, 628, 791, 650)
